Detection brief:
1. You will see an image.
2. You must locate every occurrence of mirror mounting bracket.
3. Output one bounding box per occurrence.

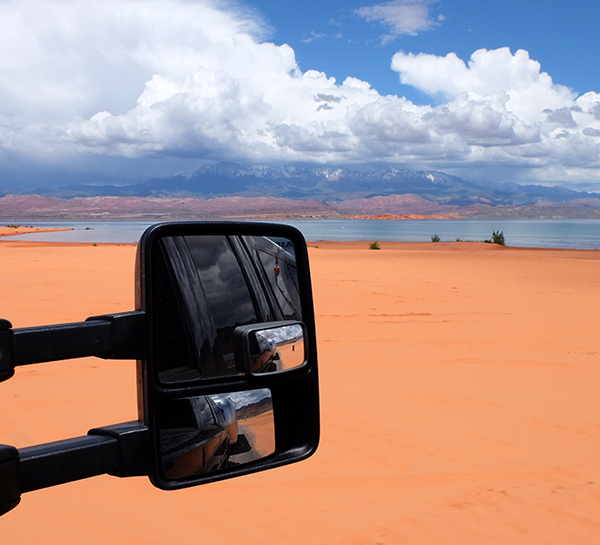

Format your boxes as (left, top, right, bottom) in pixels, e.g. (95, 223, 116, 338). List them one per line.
(86, 311, 147, 360)
(88, 421, 151, 478)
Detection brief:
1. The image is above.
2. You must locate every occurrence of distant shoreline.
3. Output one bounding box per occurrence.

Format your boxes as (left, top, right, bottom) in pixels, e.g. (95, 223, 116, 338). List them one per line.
(346, 213, 467, 220)
(2, 210, 598, 220)
(1, 193, 599, 221)
(0, 226, 74, 237)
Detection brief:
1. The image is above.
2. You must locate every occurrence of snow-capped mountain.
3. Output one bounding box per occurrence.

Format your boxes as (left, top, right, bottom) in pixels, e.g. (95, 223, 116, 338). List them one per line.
(12, 162, 597, 208)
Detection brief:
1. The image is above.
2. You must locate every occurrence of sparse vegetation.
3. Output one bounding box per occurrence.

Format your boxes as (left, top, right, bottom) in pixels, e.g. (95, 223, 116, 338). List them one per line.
(431, 234, 441, 242)
(455, 238, 462, 242)
(492, 230, 505, 245)
(369, 241, 381, 250)
(5, 224, 20, 229)
(483, 230, 506, 245)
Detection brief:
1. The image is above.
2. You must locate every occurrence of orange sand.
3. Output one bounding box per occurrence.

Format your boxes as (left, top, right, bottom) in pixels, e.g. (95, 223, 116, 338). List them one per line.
(0, 239, 599, 544)
(0, 226, 73, 237)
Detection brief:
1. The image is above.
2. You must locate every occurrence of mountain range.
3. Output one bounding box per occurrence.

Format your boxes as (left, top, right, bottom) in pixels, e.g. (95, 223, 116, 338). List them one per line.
(1, 163, 599, 219)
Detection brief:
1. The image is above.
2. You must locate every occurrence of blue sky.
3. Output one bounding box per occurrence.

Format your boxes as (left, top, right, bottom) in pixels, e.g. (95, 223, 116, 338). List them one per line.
(1, 0, 599, 191)
(253, 0, 600, 101)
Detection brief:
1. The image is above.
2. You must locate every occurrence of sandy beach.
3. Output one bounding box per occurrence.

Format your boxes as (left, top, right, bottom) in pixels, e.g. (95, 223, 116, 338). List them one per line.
(0, 226, 73, 238)
(0, 239, 598, 543)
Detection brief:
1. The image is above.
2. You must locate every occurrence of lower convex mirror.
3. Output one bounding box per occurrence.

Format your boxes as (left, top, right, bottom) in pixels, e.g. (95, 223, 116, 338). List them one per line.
(158, 389, 274, 480)
(234, 321, 306, 374)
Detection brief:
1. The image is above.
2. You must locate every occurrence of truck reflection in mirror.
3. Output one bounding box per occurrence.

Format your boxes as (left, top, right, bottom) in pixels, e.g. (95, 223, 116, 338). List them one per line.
(158, 389, 274, 480)
(234, 322, 306, 374)
(154, 234, 301, 384)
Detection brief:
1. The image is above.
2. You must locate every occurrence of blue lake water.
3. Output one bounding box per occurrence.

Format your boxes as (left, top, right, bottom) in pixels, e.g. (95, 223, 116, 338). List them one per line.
(4, 219, 600, 250)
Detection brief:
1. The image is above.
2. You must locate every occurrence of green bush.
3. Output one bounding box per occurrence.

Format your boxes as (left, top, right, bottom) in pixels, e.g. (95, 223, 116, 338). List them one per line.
(491, 230, 505, 245)
(431, 234, 440, 242)
(368, 241, 381, 250)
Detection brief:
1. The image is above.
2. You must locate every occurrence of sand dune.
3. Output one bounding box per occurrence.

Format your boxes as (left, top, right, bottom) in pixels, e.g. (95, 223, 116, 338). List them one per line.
(0, 239, 598, 543)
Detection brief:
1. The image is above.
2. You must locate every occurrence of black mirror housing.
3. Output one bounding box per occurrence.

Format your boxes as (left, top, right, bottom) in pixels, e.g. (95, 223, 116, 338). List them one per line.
(136, 221, 319, 490)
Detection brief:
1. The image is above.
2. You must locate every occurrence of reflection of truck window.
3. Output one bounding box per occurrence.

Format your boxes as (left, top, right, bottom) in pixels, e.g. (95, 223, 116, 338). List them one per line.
(153, 241, 203, 383)
(256, 247, 301, 321)
(155, 234, 301, 384)
(186, 236, 259, 372)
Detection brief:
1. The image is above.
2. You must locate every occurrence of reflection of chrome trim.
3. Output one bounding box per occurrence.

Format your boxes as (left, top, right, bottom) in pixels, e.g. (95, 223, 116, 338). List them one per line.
(256, 324, 303, 349)
(233, 321, 307, 375)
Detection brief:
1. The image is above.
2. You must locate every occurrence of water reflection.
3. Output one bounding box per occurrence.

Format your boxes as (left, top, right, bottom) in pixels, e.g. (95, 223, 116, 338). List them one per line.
(158, 389, 275, 480)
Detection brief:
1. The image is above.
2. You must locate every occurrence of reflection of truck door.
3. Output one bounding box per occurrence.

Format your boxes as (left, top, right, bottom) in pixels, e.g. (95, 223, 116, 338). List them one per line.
(158, 235, 269, 380)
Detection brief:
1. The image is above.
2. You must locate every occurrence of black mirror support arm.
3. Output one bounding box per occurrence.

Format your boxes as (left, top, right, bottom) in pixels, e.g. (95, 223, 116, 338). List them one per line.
(0, 422, 151, 517)
(0, 311, 146, 383)
(0, 311, 149, 516)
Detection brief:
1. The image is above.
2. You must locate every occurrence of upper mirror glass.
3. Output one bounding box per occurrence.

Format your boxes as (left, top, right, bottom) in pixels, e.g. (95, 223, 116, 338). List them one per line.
(158, 388, 275, 480)
(151, 235, 302, 384)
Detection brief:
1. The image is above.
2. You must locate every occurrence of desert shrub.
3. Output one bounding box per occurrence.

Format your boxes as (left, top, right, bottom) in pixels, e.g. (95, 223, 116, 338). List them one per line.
(369, 241, 381, 250)
(431, 234, 441, 242)
(491, 230, 505, 245)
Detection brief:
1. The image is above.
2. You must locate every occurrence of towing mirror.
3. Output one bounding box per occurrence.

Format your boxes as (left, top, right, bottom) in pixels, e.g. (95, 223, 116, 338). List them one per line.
(137, 222, 319, 490)
(0, 221, 319, 514)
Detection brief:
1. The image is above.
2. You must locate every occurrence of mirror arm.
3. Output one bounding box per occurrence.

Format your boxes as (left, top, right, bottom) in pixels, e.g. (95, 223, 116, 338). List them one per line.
(19, 435, 120, 493)
(0, 311, 147, 382)
(18, 422, 150, 494)
(0, 422, 150, 516)
(13, 321, 113, 366)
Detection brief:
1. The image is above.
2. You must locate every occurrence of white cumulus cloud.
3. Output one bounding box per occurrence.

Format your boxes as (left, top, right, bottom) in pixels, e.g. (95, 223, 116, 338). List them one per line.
(0, 1, 599, 188)
(0, 0, 270, 120)
(391, 48, 576, 123)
